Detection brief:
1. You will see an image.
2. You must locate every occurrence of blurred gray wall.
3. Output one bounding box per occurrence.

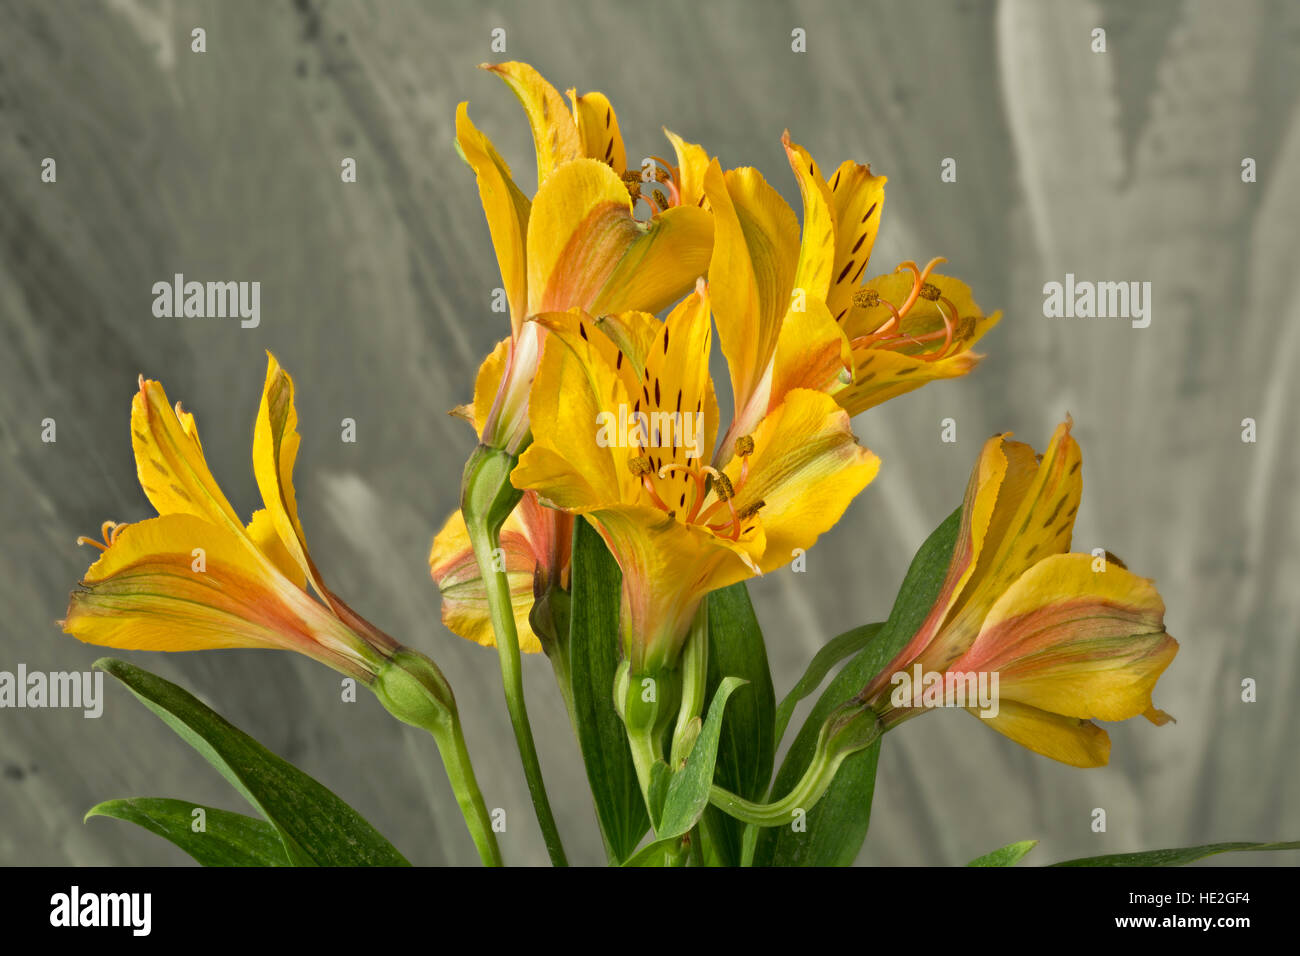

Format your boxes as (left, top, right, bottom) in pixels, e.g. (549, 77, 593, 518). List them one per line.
(1, 0, 1296, 866)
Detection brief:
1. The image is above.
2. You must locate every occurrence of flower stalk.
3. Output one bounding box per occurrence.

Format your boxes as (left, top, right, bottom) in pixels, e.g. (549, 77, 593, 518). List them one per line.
(461, 443, 569, 867)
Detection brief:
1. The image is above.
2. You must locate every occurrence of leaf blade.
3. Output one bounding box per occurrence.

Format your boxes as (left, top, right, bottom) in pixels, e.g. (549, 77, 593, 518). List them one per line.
(86, 797, 291, 867)
(1051, 841, 1300, 867)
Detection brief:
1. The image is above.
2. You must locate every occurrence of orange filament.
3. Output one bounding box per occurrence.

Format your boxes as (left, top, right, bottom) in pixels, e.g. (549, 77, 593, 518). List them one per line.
(77, 520, 128, 552)
(850, 258, 961, 360)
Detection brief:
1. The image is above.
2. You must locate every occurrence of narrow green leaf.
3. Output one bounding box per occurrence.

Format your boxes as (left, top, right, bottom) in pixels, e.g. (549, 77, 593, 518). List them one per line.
(86, 797, 291, 866)
(1052, 841, 1300, 867)
(95, 658, 409, 866)
(567, 520, 649, 862)
(755, 508, 962, 866)
(656, 676, 748, 841)
(774, 622, 881, 744)
(701, 583, 775, 867)
(968, 839, 1039, 867)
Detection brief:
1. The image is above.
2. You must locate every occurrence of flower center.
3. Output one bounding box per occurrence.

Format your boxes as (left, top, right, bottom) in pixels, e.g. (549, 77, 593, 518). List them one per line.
(849, 257, 966, 362)
(626, 436, 761, 540)
(623, 157, 683, 221)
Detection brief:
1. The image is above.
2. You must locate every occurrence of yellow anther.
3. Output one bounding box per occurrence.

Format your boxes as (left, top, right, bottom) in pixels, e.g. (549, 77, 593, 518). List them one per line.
(852, 288, 881, 308)
(736, 499, 766, 521)
(628, 455, 653, 476)
(919, 282, 941, 302)
(734, 435, 755, 458)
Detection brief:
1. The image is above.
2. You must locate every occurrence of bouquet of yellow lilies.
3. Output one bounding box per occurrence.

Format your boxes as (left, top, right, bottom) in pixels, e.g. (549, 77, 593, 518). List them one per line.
(59, 62, 1296, 869)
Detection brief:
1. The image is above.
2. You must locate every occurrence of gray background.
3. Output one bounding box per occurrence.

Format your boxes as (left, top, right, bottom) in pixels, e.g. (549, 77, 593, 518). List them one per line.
(1, 0, 1296, 866)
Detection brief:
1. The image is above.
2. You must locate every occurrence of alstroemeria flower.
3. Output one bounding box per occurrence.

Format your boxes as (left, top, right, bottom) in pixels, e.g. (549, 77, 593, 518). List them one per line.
(859, 420, 1178, 767)
(511, 282, 880, 673)
(435, 61, 714, 656)
(430, 491, 572, 656)
(456, 60, 714, 453)
(705, 132, 999, 452)
(62, 354, 398, 682)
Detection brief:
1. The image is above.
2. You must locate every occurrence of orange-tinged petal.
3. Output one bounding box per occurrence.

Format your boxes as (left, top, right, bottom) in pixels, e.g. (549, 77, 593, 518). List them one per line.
(586, 505, 760, 670)
(455, 103, 531, 336)
(568, 88, 626, 174)
(952, 553, 1177, 723)
(769, 296, 852, 411)
(482, 61, 581, 187)
(131, 378, 241, 529)
(725, 388, 879, 574)
(64, 514, 372, 677)
(636, 284, 716, 477)
(825, 160, 886, 323)
(705, 161, 800, 419)
(429, 507, 543, 654)
(664, 129, 710, 208)
(588, 203, 713, 317)
(969, 699, 1111, 768)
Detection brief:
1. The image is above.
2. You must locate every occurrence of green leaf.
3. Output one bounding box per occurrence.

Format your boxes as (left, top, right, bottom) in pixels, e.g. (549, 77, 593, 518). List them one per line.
(968, 839, 1039, 867)
(621, 836, 686, 867)
(567, 520, 649, 862)
(754, 508, 962, 867)
(85, 797, 291, 866)
(656, 676, 748, 841)
(1051, 841, 1300, 867)
(95, 658, 409, 866)
(773, 622, 880, 743)
(701, 583, 775, 867)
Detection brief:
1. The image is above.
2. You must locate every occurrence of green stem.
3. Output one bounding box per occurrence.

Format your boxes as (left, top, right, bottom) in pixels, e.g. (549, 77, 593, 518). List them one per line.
(670, 606, 709, 768)
(709, 715, 883, 827)
(428, 716, 505, 867)
(467, 521, 569, 867)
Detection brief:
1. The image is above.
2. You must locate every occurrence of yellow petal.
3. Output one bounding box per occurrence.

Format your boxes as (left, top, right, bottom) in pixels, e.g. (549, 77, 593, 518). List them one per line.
(471, 337, 512, 435)
(481, 61, 581, 187)
(131, 377, 241, 529)
(953, 552, 1177, 723)
(782, 132, 836, 304)
(705, 161, 800, 418)
(568, 89, 626, 174)
(429, 507, 543, 654)
(246, 508, 307, 590)
(251, 353, 318, 591)
(726, 388, 880, 574)
(664, 129, 710, 208)
(589, 203, 713, 317)
(64, 514, 370, 677)
(945, 420, 1083, 642)
(969, 699, 1111, 768)
(456, 103, 531, 336)
(513, 311, 632, 511)
(825, 160, 886, 323)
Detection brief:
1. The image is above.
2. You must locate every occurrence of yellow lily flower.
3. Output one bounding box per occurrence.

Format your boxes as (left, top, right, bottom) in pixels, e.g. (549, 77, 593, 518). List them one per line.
(511, 281, 880, 673)
(62, 354, 400, 682)
(457, 61, 714, 453)
(705, 131, 999, 452)
(859, 420, 1178, 768)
